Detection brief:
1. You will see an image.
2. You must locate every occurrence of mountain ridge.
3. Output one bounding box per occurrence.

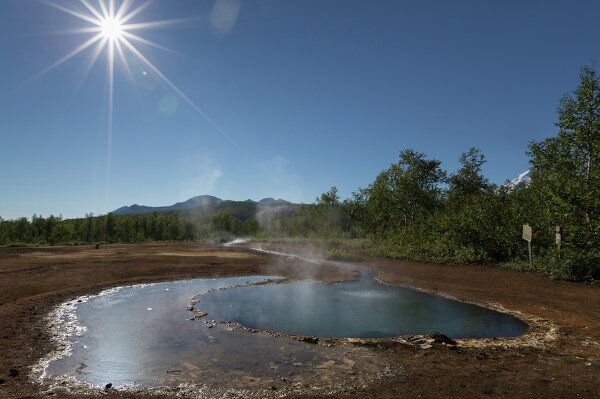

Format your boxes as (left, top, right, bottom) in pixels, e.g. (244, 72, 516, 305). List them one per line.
(505, 170, 531, 190)
(112, 195, 291, 216)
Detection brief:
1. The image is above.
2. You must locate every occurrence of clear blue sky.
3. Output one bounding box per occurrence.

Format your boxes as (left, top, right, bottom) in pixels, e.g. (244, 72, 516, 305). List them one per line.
(1, 0, 599, 219)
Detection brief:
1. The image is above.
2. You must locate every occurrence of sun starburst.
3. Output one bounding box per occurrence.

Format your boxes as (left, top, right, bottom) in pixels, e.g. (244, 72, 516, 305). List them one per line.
(37, 0, 184, 89)
(100, 16, 124, 39)
(35, 0, 238, 210)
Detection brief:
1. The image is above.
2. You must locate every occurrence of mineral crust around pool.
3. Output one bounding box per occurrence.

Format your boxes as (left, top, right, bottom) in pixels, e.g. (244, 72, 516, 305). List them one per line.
(41, 276, 395, 391)
(39, 258, 528, 394)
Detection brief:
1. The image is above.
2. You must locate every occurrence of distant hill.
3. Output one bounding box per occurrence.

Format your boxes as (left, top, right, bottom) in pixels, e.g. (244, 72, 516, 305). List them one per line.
(112, 195, 223, 216)
(112, 195, 296, 220)
(257, 198, 291, 206)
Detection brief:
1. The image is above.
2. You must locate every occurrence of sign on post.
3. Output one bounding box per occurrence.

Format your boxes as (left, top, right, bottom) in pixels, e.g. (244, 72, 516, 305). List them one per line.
(522, 224, 532, 242)
(522, 224, 533, 267)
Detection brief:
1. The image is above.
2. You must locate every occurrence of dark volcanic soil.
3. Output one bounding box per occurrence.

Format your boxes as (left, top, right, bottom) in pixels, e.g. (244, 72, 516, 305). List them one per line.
(1, 242, 599, 398)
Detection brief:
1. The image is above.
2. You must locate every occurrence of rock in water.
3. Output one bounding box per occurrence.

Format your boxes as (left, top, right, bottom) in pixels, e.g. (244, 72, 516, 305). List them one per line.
(430, 333, 457, 346)
(301, 336, 319, 344)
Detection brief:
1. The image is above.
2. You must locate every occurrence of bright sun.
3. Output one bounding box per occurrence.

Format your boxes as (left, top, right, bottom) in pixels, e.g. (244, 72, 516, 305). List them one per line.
(36, 0, 233, 171)
(100, 17, 124, 40)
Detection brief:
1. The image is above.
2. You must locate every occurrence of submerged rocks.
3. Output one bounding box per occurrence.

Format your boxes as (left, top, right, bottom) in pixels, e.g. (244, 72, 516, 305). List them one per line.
(165, 368, 184, 374)
(204, 320, 217, 329)
(190, 311, 208, 321)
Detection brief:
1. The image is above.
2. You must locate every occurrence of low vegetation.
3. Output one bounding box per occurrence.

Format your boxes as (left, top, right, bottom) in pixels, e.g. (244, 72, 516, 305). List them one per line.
(2, 67, 598, 282)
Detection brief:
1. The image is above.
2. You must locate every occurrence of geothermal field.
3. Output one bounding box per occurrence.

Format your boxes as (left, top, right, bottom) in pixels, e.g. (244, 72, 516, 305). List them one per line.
(2, 2, 600, 398)
(1, 241, 599, 398)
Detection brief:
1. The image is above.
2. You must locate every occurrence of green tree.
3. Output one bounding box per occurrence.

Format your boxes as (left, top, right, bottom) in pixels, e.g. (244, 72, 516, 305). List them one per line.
(316, 186, 340, 206)
(528, 65, 600, 280)
(16, 217, 30, 242)
(342, 189, 368, 235)
(31, 214, 45, 243)
(85, 213, 94, 243)
(365, 149, 446, 232)
(105, 213, 115, 243)
(448, 147, 491, 198)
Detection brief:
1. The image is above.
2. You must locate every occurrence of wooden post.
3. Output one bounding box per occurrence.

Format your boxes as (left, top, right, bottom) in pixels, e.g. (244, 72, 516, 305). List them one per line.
(555, 226, 562, 257)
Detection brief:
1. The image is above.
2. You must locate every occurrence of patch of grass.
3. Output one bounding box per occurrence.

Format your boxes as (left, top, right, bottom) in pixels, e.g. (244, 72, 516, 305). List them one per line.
(324, 249, 361, 262)
(3, 241, 39, 248)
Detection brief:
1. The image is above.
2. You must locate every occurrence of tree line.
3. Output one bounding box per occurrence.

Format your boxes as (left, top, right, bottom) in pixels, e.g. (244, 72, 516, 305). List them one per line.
(1, 66, 598, 281)
(0, 212, 190, 245)
(263, 66, 600, 282)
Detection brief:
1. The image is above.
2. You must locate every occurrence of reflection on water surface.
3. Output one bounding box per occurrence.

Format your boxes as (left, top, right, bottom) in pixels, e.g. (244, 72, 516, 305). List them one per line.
(46, 270, 526, 391)
(199, 271, 528, 339)
(46, 276, 388, 390)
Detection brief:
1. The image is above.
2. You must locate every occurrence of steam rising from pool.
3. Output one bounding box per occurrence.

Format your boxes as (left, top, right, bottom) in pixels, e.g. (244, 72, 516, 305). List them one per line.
(35, 243, 527, 394)
(196, 271, 528, 339)
(38, 276, 394, 393)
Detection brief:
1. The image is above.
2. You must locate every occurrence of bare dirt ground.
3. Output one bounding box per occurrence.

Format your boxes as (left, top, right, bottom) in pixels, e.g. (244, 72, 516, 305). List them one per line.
(1, 242, 599, 398)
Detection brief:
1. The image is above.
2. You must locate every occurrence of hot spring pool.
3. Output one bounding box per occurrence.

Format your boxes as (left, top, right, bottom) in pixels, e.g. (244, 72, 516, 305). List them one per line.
(197, 271, 527, 339)
(42, 270, 527, 389)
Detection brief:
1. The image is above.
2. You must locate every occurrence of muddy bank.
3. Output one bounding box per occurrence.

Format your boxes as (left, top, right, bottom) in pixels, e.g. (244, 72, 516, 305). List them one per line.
(1, 242, 599, 398)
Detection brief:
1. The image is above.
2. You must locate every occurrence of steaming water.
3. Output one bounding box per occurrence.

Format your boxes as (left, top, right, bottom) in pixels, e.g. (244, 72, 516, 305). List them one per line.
(42, 257, 527, 390)
(44, 276, 389, 390)
(198, 271, 528, 339)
